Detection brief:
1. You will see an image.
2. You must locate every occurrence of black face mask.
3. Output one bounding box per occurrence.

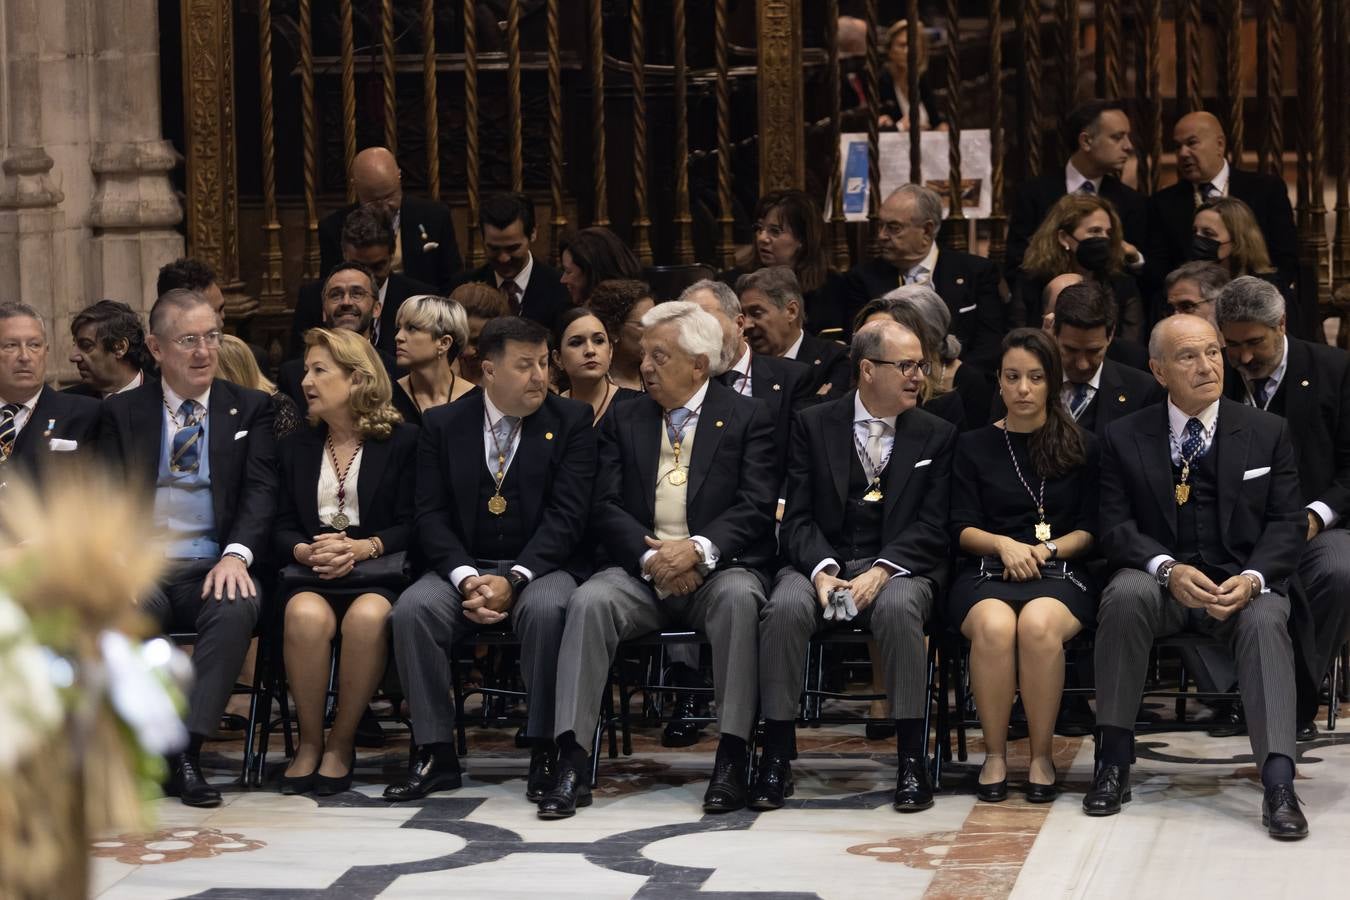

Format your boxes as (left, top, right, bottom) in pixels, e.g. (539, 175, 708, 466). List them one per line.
(1189, 234, 1223, 262)
(1073, 236, 1112, 273)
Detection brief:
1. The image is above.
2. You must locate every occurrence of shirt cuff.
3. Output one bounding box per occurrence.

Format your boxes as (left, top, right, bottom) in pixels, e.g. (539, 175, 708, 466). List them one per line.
(1146, 555, 1175, 577)
(510, 565, 534, 582)
(450, 565, 480, 592)
(690, 535, 720, 570)
(1307, 501, 1338, 530)
(222, 543, 254, 568)
(810, 558, 841, 582)
(1241, 569, 1268, 594)
(874, 558, 911, 579)
(639, 549, 656, 582)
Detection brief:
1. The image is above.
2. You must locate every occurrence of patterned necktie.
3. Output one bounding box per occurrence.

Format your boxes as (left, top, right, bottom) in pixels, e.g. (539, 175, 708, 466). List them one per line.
(502, 280, 522, 314)
(1250, 377, 1271, 406)
(1078, 181, 1096, 195)
(1195, 181, 1217, 209)
(491, 415, 520, 468)
(666, 407, 693, 447)
(864, 418, 888, 471)
(1180, 417, 1206, 462)
(170, 400, 204, 474)
(1069, 382, 1091, 417)
(0, 403, 21, 461)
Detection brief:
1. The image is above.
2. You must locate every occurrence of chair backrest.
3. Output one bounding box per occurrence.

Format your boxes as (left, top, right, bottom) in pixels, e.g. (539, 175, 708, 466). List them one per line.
(643, 264, 716, 302)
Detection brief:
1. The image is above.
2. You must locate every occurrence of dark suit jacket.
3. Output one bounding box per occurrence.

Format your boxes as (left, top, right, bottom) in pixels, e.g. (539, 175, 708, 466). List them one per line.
(780, 393, 956, 583)
(1005, 172, 1148, 276)
(457, 258, 571, 330)
(1144, 169, 1299, 288)
(789, 331, 852, 400)
(277, 346, 401, 412)
(718, 351, 811, 485)
(416, 389, 596, 580)
(990, 359, 1164, 438)
(592, 380, 778, 574)
(1099, 399, 1305, 585)
(319, 195, 462, 293)
(1223, 337, 1350, 519)
(844, 250, 1005, 371)
(1, 385, 100, 484)
(98, 379, 279, 561)
(289, 271, 437, 359)
(273, 422, 419, 563)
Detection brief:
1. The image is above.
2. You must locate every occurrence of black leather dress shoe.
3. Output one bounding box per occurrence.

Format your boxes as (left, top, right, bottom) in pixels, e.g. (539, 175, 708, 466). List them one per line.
(526, 745, 558, 803)
(1082, 762, 1130, 816)
(703, 759, 748, 812)
(975, 778, 1008, 803)
(748, 754, 794, 811)
(1262, 783, 1309, 839)
(165, 754, 222, 808)
(537, 758, 592, 819)
(1296, 720, 1319, 743)
(278, 765, 318, 796)
(382, 750, 462, 802)
(892, 754, 934, 812)
(1207, 701, 1247, 738)
(662, 692, 707, 748)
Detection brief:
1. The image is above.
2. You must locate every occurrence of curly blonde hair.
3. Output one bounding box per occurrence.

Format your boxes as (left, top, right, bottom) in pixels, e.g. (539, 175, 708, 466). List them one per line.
(1022, 193, 1127, 280)
(302, 328, 402, 439)
(1196, 197, 1275, 276)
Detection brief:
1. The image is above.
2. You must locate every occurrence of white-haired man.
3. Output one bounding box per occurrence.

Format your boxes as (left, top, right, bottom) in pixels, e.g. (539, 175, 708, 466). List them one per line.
(540, 301, 778, 819)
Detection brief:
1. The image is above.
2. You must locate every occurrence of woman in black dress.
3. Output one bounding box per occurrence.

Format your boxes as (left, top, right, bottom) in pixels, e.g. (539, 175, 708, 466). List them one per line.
(949, 328, 1099, 803)
(551, 306, 640, 426)
(275, 328, 418, 796)
(391, 294, 476, 426)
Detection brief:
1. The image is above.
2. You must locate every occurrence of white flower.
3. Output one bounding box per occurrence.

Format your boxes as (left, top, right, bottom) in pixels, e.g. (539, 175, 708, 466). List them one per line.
(0, 592, 63, 773)
(99, 631, 190, 756)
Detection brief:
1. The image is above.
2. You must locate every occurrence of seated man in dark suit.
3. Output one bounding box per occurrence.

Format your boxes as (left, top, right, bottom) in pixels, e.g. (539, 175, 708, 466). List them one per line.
(0, 303, 100, 486)
(844, 185, 1005, 370)
(1164, 261, 1230, 328)
(755, 319, 955, 813)
(1090, 313, 1308, 839)
(456, 191, 570, 328)
(279, 261, 400, 408)
(99, 288, 278, 807)
(65, 299, 153, 398)
(292, 204, 436, 357)
(1006, 99, 1147, 276)
(319, 146, 462, 292)
(1145, 112, 1298, 291)
(1218, 276, 1350, 740)
(738, 266, 850, 399)
(540, 302, 778, 819)
(385, 317, 597, 803)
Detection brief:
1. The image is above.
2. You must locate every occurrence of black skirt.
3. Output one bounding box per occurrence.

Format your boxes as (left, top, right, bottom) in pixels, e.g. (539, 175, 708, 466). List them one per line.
(947, 559, 1098, 629)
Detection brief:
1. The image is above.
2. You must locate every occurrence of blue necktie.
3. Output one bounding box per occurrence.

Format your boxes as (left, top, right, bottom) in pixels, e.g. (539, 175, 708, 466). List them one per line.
(0, 403, 21, 461)
(170, 400, 204, 474)
(1078, 181, 1096, 194)
(1070, 383, 1091, 416)
(1180, 417, 1206, 461)
(666, 407, 693, 447)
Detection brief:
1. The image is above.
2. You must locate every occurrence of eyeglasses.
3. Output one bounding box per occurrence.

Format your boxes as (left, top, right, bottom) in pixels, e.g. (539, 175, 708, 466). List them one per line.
(325, 285, 373, 303)
(167, 330, 223, 351)
(753, 222, 792, 240)
(1169, 299, 1213, 315)
(867, 358, 931, 378)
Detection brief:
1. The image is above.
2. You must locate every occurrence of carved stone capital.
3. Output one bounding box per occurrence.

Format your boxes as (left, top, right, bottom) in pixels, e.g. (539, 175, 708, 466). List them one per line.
(88, 139, 185, 230)
(0, 147, 64, 209)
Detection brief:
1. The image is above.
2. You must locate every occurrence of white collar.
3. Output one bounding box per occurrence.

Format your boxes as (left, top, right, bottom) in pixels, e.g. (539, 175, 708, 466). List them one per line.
(1200, 160, 1231, 195)
(783, 330, 806, 361)
(666, 378, 710, 413)
(111, 370, 145, 397)
(497, 252, 534, 293)
(1084, 361, 1105, 391)
(1245, 336, 1290, 398)
(730, 344, 752, 377)
(483, 390, 514, 424)
(853, 391, 898, 430)
(1066, 159, 1103, 194)
(0, 386, 42, 412)
(905, 241, 940, 280)
(162, 381, 211, 416)
(1167, 397, 1220, 438)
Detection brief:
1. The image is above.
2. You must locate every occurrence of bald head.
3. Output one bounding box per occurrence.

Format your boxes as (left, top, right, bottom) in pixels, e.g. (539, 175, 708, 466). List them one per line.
(351, 147, 403, 213)
(1174, 112, 1227, 184)
(1041, 272, 1084, 330)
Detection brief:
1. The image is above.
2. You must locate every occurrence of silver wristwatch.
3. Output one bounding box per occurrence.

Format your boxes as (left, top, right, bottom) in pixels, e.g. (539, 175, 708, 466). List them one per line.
(1156, 559, 1178, 588)
(1043, 540, 1059, 560)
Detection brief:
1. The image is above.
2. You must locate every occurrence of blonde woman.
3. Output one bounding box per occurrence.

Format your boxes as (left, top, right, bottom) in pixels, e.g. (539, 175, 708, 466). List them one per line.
(216, 334, 302, 439)
(392, 294, 476, 425)
(275, 328, 417, 796)
(1190, 197, 1306, 338)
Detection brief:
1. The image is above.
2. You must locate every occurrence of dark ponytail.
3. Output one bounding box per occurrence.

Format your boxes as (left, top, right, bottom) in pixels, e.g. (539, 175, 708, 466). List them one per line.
(1000, 328, 1086, 479)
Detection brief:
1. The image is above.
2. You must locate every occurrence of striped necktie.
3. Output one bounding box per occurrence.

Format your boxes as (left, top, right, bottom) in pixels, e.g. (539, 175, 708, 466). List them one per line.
(170, 400, 205, 474)
(0, 403, 21, 462)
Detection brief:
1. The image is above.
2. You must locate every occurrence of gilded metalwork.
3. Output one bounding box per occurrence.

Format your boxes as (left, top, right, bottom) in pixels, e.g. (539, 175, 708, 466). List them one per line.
(987, 0, 1006, 267)
(757, 0, 805, 194)
(257, 0, 284, 307)
(507, 0, 523, 192)
(1178, 0, 1202, 115)
(1222, 0, 1245, 163)
(421, 0, 440, 199)
(299, 0, 319, 280)
(862, 0, 881, 253)
(941, 0, 966, 251)
(381, 0, 397, 155)
(1097, 0, 1121, 99)
(464, 0, 482, 265)
(547, 0, 567, 258)
(906, 5, 921, 184)
(673, 0, 694, 263)
(715, 0, 737, 270)
(339, 0, 356, 204)
(589, 0, 609, 225)
(1020, 0, 1043, 178)
(631, 0, 652, 265)
(1296, 0, 1330, 306)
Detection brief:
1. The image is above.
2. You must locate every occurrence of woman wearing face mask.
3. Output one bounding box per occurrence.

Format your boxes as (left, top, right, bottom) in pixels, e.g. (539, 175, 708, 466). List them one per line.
(1016, 194, 1144, 345)
(1189, 197, 1304, 339)
(550, 307, 642, 426)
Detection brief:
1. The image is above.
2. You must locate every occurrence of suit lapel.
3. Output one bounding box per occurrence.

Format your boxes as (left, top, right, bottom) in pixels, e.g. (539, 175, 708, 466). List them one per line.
(1215, 401, 1250, 535)
(1095, 363, 1124, 427)
(825, 394, 855, 508)
(883, 407, 928, 520)
(11, 386, 51, 458)
(1279, 339, 1314, 422)
(516, 398, 559, 527)
(631, 395, 662, 522)
(208, 381, 240, 530)
(1133, 405, 1177, 538)
(132, 383, 164, 486)
(452, 393, 486, 533)
(749, 353, 778, 399)
(687, 382, 731, 505)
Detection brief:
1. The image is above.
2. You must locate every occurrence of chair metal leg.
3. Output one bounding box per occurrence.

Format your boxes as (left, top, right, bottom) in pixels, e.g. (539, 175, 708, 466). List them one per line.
(450, 649, 469, 758)
(923, 640, 937, 786)
(953, 647, 968, 763)
(240, 659, 266, 787)
(1329, 651, 1341, 731)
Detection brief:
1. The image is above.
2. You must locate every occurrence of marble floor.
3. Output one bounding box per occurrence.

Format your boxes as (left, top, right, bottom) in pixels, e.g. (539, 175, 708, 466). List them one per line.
(89, 699, 1350, 900)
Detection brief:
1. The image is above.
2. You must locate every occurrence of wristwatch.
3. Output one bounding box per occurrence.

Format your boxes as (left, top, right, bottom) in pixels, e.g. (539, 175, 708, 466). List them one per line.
(1156, 559, 1178, 589)
(1043, 540, 1059, 560)
(690, 540, 712, 577)
(223, 551, 248, 566)
(506, 570, 530, 597)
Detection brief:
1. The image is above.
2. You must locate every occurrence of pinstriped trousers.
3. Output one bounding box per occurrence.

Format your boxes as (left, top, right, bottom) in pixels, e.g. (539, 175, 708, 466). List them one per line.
(1095, 568, 1297, 766)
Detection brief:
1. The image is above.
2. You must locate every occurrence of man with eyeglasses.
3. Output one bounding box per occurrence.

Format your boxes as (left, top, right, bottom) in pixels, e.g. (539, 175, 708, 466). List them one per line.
(753, 318, 954, 814)
(99, 288, 278, 808)
(1164, 261, 1230, 329)
(845, 184, 1004, 370)
(0, 302, 100, 485)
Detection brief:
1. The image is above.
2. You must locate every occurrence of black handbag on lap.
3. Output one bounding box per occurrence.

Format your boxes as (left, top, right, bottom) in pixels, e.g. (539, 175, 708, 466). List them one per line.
(277, 550, 412, 593)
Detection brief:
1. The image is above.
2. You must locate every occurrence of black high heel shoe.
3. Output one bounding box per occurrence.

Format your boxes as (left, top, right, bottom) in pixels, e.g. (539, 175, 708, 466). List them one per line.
(279, 765, 319, 796)
(1025, 764, 1059, 803)
(314, 753, 356, 797)
(975, 758, 1008, 802)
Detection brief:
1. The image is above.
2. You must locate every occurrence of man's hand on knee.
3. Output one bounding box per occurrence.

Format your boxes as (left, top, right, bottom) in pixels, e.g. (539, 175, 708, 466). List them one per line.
(201, 554, 255, 602)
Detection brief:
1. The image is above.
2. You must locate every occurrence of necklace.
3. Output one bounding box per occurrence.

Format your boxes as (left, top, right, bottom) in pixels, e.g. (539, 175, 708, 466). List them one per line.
(850, 421, 893, 502)
(1001, 424, 1051, 541)
(484, 408, 522, 514)
(325, 432, 363, 530)
(660, 400, 704, 486)
(409, 369, 455, 415)
(592, 379, 615, 425)
(1168, 416, 1215, 506)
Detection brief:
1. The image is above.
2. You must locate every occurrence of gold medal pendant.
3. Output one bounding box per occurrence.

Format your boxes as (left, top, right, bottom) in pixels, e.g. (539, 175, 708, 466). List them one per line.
(1175, 483, 1191, 506)
(331, 513, 350, 531)
(863, 485, 884, 502)
(1035, 520, 1052, 542)
(668, 468, 688, 486)
(488, 494, 508, 515)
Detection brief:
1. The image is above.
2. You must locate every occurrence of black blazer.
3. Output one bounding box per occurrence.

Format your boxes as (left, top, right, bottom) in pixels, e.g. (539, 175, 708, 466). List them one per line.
(780, 393, 956, 583)
(990, 359, 1164, 438)
(1005, 172, 1148, 276)
(844, 250, 1005, 371)
(1223, 337, 1350, 519)
(789, 331, 851, 400)
(289, 271, 437, 359)
(98, 379, 279, 561)
(277, 346, 401, 412)
(1099, 398, 1305, 585)
(592, 380, 778, 574)
(718, 351, 812, 483)
(457, 258, 572, 330)
(416, 389, 596, 579)
(319, 194, 463, 293)
(1, 386, 100, 483)
(273, 422, 419, 563)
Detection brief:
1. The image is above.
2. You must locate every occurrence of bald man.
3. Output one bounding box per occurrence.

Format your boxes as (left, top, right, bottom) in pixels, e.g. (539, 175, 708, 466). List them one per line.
(319, 147, 462, 292)
(1144, 113, 1300, 328)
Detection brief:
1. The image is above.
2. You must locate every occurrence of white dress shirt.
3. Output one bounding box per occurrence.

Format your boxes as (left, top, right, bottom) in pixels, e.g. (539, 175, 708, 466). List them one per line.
(783, 330, 806, 361)
(0, 389, 41, 440)
(497, 252, 535, 296)
(902, 242, 940, 285)
(726, 345, 753, 394)
(1066, 159, 1103, 195)
(317, 444, 364, 528)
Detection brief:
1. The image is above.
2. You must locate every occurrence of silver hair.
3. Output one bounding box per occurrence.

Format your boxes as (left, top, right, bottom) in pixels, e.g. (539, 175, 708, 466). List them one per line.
(734, 265, 802, 312)
(1215, 275, 1286, 329)
(679, 279, 741, 317)
(641, 300, 725, 372)
(0, 301, 47, 339)
(882, 284, 961, 360)
(1164, 261, 1231, 303)
(885, 183, 944, 227)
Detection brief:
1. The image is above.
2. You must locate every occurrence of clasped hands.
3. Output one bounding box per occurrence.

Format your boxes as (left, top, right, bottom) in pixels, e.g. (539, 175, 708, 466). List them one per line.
(643, 536, 704, 596)
(1167, 564, 1258, 621)
(812, 565, 890, 614)
(460, 573, 515, 625)
(995, 537, 1051, 582)
(294, 532, 374, 581)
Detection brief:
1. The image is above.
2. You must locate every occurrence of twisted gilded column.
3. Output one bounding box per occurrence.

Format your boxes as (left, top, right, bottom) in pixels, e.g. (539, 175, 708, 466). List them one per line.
(673, 0, 694, 263)
(987, 0, 1006, 266)
(1177, 0, 1203, 115)
(257, 0, 284, 308)
(906, 4, 921, 184)
(1138, 0, 1164, 193)
(1097, 0, 1121, 99)
(1222, 0, 1245, 164)
(862, 0, 882, 251)
(1020, 0, 1043, 177)
(1296, 0, 1330, 305)
(630, 0, 652, 265)
(589, 0, 610, 225)
(941, 0, 965, 251)
(547, 0, 567, 259)
(716, 0, 738, 270)
(339, 0, 357, 203)
(507, 0, 523, 192)
(381, 0, 398, 155)
(1058, 0, 1079, 125)
(464, 0, 483, 265)
(422, 0, 441, 199)
(1256, 0, 1285, 178)
(299, 0, 320, 279)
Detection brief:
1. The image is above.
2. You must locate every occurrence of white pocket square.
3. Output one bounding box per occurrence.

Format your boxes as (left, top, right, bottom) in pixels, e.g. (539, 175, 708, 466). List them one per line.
(234, 430, 248, 441)
(1243, 466, 1271, 481)
(958, 304, 977, 314)
(48, 438, 78, 452)
(914, 458, 932, 468)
